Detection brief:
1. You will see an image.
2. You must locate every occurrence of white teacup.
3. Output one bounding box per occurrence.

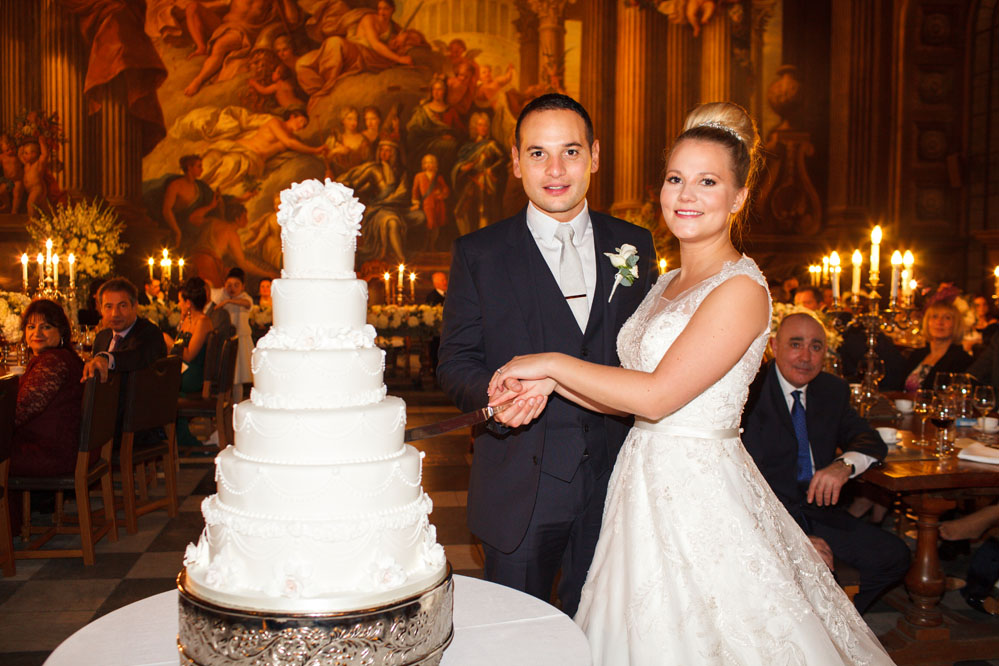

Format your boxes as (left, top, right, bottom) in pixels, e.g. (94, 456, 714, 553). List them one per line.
(977, 416, 999, 434)
(875, 427, 899, 444)
(894, 399, 913, 414)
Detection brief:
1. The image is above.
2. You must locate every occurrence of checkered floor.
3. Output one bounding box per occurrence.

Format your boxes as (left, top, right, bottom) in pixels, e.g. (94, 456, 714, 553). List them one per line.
(0, 382, 996, 666)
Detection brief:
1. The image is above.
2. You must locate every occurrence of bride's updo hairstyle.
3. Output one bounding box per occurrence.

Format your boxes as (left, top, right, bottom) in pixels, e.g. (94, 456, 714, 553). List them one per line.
(671, 102, 762, 227)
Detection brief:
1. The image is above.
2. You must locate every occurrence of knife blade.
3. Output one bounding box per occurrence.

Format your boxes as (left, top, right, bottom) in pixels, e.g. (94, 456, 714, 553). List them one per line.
(404, 402, 510, 442)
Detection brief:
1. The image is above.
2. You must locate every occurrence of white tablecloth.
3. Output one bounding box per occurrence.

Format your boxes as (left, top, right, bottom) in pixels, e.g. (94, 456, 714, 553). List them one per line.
(45, 575, 591, 666)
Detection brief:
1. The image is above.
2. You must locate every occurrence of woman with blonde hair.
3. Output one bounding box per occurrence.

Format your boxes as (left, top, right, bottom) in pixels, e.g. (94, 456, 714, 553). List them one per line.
(488, 102, 893, 664)
(903, 300, 971, 391)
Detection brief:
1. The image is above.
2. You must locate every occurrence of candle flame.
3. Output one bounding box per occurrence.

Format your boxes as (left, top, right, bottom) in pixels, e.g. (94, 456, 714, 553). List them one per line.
(659, 258, 667, 270)
(852, 250, 862, 266)
(383, 272, 391, 280)
(36, 253, 44, 263)
(871, 226, 882, 244)
(902, 250, 914, 268)
(994, 266, 999, 278)
(909, 278, 917, 290)
(890, 250, 902, 265)
(178, 258, 184, 267)
(46, 238, 53, 250)
(829, 251, 840, 266)
(148, 257, 155, 266)
(409, 272, 416, 281)
(21, 253, 28, 265)
(162, 248, 169, 259)
(67, 254, 74, 265)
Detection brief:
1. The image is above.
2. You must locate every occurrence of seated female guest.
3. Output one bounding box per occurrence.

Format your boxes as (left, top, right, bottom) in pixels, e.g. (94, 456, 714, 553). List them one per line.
(970, 295, 999, 353)
(12, 300, 85, 477)
(171, 277, 212, 448)
(903, 300, 972, 390)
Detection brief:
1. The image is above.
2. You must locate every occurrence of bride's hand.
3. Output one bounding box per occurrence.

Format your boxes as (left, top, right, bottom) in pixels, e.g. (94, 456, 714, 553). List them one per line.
(486, 353, 554, 397)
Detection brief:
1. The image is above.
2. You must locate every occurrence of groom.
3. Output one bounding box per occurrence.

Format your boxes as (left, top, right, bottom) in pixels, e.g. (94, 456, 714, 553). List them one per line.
(437, 93, 656, 615)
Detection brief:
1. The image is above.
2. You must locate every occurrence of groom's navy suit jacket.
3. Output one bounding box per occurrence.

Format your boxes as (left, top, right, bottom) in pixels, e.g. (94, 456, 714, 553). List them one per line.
(741, 362, 886, 530)
(438, 207, 656, 553)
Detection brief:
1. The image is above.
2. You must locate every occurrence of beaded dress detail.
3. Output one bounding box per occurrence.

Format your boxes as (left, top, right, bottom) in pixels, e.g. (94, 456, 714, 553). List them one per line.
(575, 256, 894, 665)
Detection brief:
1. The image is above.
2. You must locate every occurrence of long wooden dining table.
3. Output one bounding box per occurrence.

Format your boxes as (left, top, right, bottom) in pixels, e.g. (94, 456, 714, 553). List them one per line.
(859, 416, 999, 663)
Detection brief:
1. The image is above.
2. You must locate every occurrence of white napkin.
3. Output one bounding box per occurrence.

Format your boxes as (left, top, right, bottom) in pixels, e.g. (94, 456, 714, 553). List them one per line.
(957, 442, 999, 465)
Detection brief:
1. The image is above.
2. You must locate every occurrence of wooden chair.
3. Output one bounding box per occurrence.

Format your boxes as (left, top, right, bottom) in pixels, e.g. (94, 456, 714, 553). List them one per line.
(9, 375, 120, 565)
(177, 334, 239, 451)
(115, 356, 182, 535)
(0, 375, 18, 576)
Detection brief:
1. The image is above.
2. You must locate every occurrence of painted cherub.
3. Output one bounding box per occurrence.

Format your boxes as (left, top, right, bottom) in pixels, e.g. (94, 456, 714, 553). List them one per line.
(248, 63, 305, 109)
(18, 139, 50, 217)
(0, 133, 24, 214)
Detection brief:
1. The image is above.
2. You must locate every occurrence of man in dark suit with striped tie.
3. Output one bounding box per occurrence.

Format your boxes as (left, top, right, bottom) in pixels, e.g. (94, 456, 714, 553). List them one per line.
(741, 313, 909, 612)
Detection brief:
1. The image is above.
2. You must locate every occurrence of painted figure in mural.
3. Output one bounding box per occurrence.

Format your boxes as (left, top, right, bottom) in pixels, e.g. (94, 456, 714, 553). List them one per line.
(183, 0, 301, 97)
(196, 107, 325, 196)
(323, 106, 373, 179)
(188, 199, 276, 287)
(242, 193, 282, 273)
(295, 0, 425, 112)
(19, 140, 52, 218)
(161, 154, 217, 248)
(273, 33, 298, 71)
(447, 61, 479, 120)
(411, 153, 450, 252)
(361, 105, 383, 146)
(248, 63, 305, 110)
(505, 53, 567, 118)
(452, 112, 507, 236)
(474, 64, 517, 113)
(406, 76, 463, 177)
(340, 140, 418, 264)
(0, 134, 25, 214)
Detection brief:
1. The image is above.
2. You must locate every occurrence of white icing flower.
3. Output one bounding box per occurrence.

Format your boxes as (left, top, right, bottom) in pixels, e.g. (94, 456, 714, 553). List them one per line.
(183, 536, 210, 568)
(369, 553, 407, 590)
(277, 179, 364, 236)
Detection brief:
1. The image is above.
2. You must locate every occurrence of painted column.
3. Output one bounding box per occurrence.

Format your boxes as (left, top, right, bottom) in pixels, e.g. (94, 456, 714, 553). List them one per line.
(514, 0, 540, 89)
(579, 0, 617, 210)
(1, 1, 41, 134)
(99, 76, 142, 205)
(699, 11, 732, 103)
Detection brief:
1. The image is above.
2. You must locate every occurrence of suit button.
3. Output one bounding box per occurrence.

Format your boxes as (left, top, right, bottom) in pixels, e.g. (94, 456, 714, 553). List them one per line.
(581, 347, 589, 358)
(583, 424, 590, 433)
(532, 456, 538, 465)
(582, 448, 590, 458)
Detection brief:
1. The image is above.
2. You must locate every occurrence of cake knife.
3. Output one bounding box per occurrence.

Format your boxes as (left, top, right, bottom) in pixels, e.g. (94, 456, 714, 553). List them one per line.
(404, 402, 511, 442)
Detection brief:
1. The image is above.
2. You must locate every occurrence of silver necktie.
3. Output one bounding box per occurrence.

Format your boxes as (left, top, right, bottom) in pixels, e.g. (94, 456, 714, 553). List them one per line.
(554, 224, 589, 331)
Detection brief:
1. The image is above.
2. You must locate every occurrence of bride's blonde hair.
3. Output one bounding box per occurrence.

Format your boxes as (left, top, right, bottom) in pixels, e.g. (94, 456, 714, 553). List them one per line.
(670, 102, 762, 234)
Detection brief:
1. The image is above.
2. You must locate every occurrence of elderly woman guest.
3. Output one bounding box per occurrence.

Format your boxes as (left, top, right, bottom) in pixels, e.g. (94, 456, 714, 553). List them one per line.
(903, 300, 972, 391)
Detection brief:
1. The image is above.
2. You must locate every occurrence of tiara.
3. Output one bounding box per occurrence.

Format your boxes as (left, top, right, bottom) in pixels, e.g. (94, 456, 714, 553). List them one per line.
(695, 121, 743, 143)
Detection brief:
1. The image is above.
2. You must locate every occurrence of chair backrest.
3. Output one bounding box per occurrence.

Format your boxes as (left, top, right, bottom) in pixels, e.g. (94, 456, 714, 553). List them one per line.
(121, 356, 183, 433)
(0, 374, 18, 464)
(79, 374, 121, 454)
(200, 328, 226, 396)
(217, 335, 239, 397)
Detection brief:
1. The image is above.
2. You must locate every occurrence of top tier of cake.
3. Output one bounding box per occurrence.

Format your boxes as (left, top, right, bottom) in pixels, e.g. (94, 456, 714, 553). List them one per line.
(277, 178, 365, 280)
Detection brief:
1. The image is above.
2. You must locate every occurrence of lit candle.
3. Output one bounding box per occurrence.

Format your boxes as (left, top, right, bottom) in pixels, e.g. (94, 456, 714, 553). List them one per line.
(397, 264, 405, 293)
(36, 253, 44, 287)
(829, 251, 841, 302)
(178, 258, 185, 283)
(889, 251, 902, 304)
(21, 253, 28, 292)
(809, 265, 819, 286)
(45, 238, 52, 279)
(851, 250, 862, 294)
(409, 272, 416, 301)
(821, 255, 829, 284)
(902, 250, 914, 289)
(52, 254, 58, 289)
(900, 269, 910, 303)
(383, 271, 391, 305)
(908, 278, 917, 298)
(162, 248, 169, 260)
(659, 258, 667, 274)
(994, 267, 999, 302)
(870, 225, 882, 284)
(161, 258, 169, 283)
(148, 257, 155, 281)
(164, 258, 172, 282)
(67, 253, 75, 289)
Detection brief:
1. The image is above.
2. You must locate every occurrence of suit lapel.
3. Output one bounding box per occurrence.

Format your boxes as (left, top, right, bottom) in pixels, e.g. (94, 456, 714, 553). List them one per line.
(502, 212, 547, 351)
(767, 364, 796, 437)
(586, 214, 611, 342)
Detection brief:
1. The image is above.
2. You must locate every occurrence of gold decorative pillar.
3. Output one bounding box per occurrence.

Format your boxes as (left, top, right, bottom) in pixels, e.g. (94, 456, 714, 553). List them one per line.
(527, 0, 569, 84)
(99, 77, 142, 205)
(699, 12, 732, 103)
(514, 1, 540, 89)
(664, 21, 696, 146)
(579, 0, 616, 210)
(40, 0, 90, 197)
(612, 1, 667, 215)
(1, 1, 41, 133)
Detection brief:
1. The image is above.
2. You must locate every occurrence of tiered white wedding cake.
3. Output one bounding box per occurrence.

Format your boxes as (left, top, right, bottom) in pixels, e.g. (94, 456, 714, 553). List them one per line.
(182, 178, 447, 614)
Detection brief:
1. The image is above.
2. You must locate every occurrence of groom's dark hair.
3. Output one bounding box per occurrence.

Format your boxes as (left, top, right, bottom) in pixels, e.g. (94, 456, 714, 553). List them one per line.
(514, 93, 594, 149)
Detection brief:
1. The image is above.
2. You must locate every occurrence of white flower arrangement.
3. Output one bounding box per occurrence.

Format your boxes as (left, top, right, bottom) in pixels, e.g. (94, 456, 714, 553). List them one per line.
(605, 244, 640, 302)
(27, 199, 127, 282)
(0, 291, 31, 343)
(367, 304, 443, 339)
(137, 301, 179, 332)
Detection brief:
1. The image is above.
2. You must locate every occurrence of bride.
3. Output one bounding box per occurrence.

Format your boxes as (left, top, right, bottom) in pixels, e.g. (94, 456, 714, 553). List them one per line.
(488, 102, 894, 665)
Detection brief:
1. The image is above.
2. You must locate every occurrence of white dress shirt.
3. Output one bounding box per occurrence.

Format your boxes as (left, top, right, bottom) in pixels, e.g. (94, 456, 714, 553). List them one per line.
(774, 366, 877, 477)
(525, 201, 597, 316)
(101, 319, 137, 370)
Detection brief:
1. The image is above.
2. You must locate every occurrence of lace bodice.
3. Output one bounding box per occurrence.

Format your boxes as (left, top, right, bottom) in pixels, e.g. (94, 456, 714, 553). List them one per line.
(616, 255, 771, 430)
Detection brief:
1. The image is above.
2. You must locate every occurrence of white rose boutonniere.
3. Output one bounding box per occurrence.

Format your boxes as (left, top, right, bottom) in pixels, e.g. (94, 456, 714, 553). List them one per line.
(605, 244, 639, 302)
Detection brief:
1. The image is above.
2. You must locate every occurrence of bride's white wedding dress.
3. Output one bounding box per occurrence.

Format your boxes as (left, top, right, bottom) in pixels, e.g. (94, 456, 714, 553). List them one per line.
(575, 256, 894, 665)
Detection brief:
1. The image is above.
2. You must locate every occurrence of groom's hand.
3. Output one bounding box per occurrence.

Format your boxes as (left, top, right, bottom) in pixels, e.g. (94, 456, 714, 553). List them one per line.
(491, 378, 551, 428)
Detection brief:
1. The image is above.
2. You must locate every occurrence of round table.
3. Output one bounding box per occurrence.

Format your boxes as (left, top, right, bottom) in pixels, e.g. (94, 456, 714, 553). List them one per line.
(44, 575, 591, 666)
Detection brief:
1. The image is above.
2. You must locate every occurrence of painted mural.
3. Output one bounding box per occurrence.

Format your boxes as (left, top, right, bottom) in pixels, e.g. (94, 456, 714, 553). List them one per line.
(137, 0, 547, 284)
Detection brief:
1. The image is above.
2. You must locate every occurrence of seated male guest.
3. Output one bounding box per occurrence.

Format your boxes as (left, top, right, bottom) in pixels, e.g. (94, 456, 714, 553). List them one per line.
(741, 313, 910, 613)
(425, 271, 447, 306)
(83, 277, 167, 384)
(137, 277, 164, 306)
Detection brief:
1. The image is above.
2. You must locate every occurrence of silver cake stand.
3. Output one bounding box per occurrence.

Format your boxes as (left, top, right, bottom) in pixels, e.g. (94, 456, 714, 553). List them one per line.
(177, 566, 454, 665)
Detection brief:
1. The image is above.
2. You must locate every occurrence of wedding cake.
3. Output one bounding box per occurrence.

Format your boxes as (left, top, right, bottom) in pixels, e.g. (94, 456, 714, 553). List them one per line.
(181, 178, 448, 614)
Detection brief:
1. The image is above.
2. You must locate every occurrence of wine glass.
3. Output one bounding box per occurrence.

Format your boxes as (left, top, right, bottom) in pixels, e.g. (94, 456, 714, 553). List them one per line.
(932, 372, 954, 397)
(953, 373, 974, 418)
(973, 385, 997, 441)
(912, 389, 934, 446)
(930, 394, 957, 458)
